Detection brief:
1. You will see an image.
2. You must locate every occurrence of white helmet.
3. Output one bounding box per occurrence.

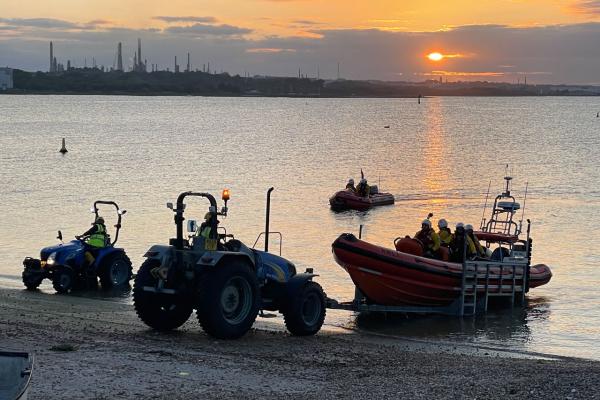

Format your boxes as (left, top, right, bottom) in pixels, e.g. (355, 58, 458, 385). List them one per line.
(348, 178, 354, 185)
(438, 219, 448, 228)
(465, 224, 474, 231)
(421, 219, 432, 227)
(456, 222, 464, 229)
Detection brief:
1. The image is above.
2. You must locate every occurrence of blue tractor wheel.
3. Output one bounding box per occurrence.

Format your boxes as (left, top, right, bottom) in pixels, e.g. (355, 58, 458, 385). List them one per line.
(196, 259, 260, 339)
(99, 252, 132, 289)
(133, 259, 193, 331)
(283, 281, 326, 336)
(52, 266, 75, 294)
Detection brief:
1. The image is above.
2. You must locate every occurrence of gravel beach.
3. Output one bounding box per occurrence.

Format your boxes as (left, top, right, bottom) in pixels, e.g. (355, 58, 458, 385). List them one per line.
(1, 285, 599, 399)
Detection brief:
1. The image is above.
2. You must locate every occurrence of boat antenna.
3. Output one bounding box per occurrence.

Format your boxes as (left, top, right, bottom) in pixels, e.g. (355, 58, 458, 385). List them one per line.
(480, 180, 491, 230)
(503, 164, 512, 197)
(519, 181, 529, 235)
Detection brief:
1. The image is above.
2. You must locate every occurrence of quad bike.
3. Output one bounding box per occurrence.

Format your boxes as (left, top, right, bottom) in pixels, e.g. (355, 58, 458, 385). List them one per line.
(22, 201, 132, 293)
(133, 188, 326, 339)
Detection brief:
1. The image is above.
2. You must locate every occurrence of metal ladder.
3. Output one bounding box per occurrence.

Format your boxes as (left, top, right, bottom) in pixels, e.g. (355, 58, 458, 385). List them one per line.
(462, 260, 528, 316)
(460, 261, 478, 316)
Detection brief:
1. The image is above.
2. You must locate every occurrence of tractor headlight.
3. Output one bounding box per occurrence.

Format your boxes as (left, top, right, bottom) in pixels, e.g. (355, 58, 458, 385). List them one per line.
(47, 252, 57, 266)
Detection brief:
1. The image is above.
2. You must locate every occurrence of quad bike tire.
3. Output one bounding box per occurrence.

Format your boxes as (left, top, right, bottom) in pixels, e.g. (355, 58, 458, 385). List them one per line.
(133, 259, 193, 331)
(197, 259, 260, 340)
(283, 281, 326, 336)
(99, 251, 133, 289)
(52, 266, 75, 294)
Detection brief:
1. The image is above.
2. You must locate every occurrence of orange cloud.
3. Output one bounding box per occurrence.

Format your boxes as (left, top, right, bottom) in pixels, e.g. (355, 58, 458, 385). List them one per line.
(421, 70, 505, 77)
(245, 47, 297, 53)
(440, 53, 464, 59)
(567, 1, 600, 15)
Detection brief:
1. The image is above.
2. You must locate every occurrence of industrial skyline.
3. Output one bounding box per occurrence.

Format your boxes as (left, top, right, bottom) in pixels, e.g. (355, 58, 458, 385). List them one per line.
(47, 39, 225, 76)
(45, 39, 328, 80)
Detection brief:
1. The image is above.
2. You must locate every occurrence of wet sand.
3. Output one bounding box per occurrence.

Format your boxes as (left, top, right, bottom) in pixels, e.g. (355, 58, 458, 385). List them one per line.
(1, 286, 599, 399)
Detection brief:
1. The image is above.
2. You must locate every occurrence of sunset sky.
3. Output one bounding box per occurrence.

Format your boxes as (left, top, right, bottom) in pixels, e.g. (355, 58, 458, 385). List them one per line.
(1, 0, 600, 83)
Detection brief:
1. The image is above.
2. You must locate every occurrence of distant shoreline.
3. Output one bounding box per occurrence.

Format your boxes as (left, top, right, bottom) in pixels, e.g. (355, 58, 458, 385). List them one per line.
(2, 91, 599, 98)
(4, 68, 600, 98)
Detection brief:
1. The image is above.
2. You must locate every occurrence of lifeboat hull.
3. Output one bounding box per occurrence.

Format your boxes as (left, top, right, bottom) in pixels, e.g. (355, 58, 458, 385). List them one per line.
(329, 190, 395, 211)
(332, 234, 552, 306)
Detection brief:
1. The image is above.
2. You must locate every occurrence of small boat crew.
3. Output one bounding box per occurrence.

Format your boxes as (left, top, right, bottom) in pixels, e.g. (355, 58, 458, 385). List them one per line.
(345, 178, 356, 192)
(329, 175, 394, 211)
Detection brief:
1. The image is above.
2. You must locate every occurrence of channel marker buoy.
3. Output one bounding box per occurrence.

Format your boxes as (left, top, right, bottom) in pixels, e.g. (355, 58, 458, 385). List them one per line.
(59, 138, 68, 154)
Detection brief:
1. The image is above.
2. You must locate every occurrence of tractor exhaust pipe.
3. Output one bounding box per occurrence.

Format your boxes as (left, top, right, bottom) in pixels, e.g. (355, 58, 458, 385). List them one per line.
(265, 187, 274, 252)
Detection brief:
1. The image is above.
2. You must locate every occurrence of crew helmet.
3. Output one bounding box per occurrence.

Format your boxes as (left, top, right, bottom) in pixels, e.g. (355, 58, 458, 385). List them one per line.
(96, 217, 105, 224)
(438, 219, 448, 229)
(348, 178, 355, 185)
(204, 212, 212, 220)
(422, 219, 432, 228)
(360, 178, 367, 184)
(455, 222, 465, 230)
(465, 224, 474, 231)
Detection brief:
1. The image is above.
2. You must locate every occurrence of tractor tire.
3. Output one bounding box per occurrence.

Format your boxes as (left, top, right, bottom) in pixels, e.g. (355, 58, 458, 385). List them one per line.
(283, 281, 326, 336)
(99, 252, 133, 289)
(22, 268, 43, 291)
(52, 266, 75, 294)
(196, 259, 260, 340)
(133, 259, 193, 331)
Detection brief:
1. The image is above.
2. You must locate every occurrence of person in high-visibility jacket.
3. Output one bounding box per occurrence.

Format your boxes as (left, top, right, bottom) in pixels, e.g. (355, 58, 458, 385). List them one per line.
(79, 217, 108, 248)
(198, 212, 218, 239)
(414, 219, 440, 257)
(345, 178, 356, 192)
(78, 217, 108, 266)
(356, 178, 371, 197)
(465, 224, 487, 258)
(449, 223, 477, 262)
(437, 219, 453, 246)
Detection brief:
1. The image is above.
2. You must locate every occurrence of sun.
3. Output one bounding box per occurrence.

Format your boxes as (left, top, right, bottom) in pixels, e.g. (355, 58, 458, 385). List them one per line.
(427, 52, 444, 61)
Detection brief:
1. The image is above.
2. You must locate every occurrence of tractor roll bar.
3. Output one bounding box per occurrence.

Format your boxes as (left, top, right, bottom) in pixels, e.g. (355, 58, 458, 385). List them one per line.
(174, 192, 218, 250)
(93, 200, 124, 246)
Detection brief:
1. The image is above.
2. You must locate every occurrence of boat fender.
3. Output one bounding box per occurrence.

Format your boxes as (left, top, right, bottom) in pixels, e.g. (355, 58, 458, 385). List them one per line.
(394, 237, 424, 256)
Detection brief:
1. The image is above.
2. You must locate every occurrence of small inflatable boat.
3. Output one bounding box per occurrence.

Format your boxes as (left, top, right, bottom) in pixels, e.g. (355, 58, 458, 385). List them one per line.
(0, 352, 33, 400)
(329, 186, 394, 211)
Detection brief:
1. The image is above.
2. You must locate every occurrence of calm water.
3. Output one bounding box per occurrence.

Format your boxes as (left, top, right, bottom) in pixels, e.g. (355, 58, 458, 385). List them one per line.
(1, 95, 599, 359)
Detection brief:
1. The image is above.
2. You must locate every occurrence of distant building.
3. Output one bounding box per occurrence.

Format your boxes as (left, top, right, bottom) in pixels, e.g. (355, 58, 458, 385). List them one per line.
(0, 68, 13, 90)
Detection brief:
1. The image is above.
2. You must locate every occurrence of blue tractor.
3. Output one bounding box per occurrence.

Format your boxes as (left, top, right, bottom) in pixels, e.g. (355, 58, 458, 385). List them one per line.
(22, 201, 132, 294)
(133, 188, 326, 339)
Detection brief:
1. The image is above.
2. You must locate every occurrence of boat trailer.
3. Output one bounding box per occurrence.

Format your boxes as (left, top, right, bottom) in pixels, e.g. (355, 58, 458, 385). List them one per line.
(326, 257, 529, 317)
